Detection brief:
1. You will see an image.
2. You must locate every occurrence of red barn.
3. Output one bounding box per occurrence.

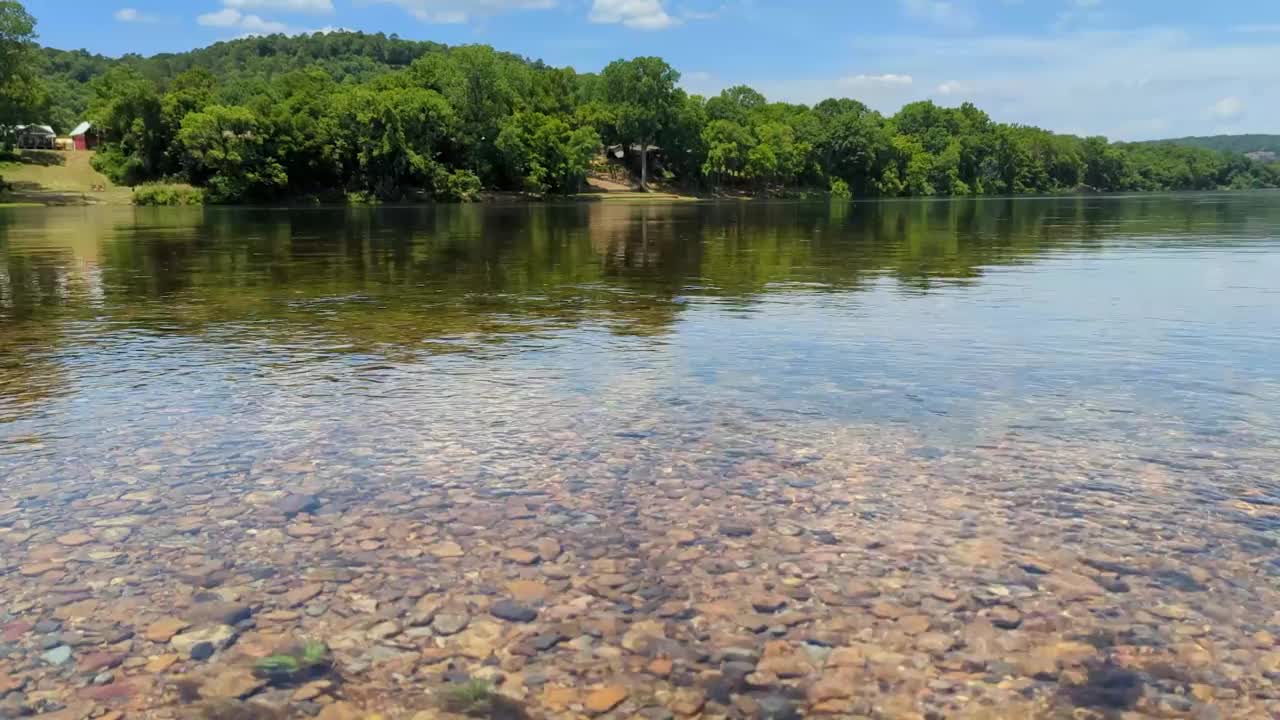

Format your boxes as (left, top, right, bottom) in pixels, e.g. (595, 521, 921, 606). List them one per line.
(70, 122, 99, 151)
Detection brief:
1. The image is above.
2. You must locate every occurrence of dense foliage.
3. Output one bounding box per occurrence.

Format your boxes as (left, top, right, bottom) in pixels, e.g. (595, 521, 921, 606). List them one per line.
(0, 0, 39, 130)
(11, 14, 1280, 202)
(1143, 135, 1280, 156)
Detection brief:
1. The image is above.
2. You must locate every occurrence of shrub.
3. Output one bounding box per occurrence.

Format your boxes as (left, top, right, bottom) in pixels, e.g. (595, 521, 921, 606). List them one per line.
(345, 190, 381, 205)
(92, 148, 150, 187)
(435, 169, 482, 203)
(133, 184, 205, 206)
(830, 178, 852, 199)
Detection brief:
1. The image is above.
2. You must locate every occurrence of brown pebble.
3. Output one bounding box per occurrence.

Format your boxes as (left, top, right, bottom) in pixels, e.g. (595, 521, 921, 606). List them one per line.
(585, 686, 628, 714)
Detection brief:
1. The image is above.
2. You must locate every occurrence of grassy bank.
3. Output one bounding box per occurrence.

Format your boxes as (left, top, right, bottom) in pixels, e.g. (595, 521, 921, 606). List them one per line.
(0, 150, 133, 206)
(0, 151, 706, 207)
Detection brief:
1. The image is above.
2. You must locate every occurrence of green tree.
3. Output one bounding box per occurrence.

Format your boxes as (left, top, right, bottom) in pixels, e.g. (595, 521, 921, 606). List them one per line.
(750, 121, 808, 190)
(0, 0, 39, 136)
(178, 105, 287, 202)
(599, 56, 680, 190)
(705, 85, 766, 125)
(889, 134, 934, 196)
(160, 68, 218, 174)
(332, 85, 456, 199)
(816, 101, 891, 196)
(408, 46, 527, 183)
(88, 67, 166, 185)
(496, 111, 599, 193)
(17, 28, 1277, 200)
(701, 119, 754, 188)
(244, 68, 345, 193)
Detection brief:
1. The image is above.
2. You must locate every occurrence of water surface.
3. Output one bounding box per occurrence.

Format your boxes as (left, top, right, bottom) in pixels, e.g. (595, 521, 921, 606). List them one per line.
(2, 195, 1279, 718)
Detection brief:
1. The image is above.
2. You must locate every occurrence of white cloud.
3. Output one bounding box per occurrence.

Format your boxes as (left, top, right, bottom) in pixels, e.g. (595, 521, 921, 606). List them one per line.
(590, 0, 677, 30)
(197, 7, 290, 33)
(370, 0, 557, 24)
(240, 14, 291, 32)
(1210, 96, 1245, 122)
(900, 0, 970, 28)
(222, 0, 335, 14)
(935, 80, 969, 96)
(114, 7, 158, 23)
(838, 73, 914, 89)
(197, 8, 243, 26)
(744, 27, 1280, 140)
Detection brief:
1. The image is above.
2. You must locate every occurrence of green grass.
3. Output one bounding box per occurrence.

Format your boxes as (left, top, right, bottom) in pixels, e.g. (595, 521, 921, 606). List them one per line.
(442, 680, 497, 717)
(254, 639, 331, 684)
(0, 150, 133, 205)
(133, 183, 205, 206)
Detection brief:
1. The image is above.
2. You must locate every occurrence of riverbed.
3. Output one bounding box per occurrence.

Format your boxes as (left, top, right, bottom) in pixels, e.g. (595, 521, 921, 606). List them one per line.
(2, 196, 1279, 719)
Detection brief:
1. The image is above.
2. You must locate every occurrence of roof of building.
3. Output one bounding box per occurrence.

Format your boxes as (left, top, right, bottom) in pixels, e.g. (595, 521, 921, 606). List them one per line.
(17, 124, 56, 136)
(70, 121, 93, 137)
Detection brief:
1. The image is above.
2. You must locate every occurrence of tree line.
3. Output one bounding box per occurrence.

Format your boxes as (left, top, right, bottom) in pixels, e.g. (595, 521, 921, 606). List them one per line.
(3, 3, 1278, 203)
(1141, 134, 1280, 156)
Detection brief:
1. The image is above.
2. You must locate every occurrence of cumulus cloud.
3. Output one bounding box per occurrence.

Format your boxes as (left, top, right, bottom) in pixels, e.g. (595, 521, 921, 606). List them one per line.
(114, 7, 158, 23)
(222, 0, 335, 13)
(590, 0, 677, 30)
(815, 28, 1280, 139)
(369, 0, 556, 24)
(1210, 96, 1245, 122)
(197, 7, 290, 33)
(197, 8, 243, 26)
(838, 73, 914, 89)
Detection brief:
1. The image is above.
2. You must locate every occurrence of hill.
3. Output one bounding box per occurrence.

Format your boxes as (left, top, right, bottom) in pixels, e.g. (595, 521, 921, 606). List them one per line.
(1143, 134, 1280, 157)
(37, 32, 492, 134)
(15, 31, 1280, 205)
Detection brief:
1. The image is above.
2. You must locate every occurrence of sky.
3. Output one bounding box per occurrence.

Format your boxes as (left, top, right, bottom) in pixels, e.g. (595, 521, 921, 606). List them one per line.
(22, 0, 1280, 141)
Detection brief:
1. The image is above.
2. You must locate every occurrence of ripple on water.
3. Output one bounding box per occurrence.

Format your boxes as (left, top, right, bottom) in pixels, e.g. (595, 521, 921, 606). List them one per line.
(1, 196, 1280, 716)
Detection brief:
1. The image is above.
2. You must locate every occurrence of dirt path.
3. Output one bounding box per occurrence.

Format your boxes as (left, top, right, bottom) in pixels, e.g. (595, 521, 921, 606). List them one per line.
(585, 176, 637, 193)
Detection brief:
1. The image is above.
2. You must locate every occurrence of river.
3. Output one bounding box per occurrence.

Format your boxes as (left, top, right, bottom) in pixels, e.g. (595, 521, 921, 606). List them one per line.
(2, 195, 1279, 718)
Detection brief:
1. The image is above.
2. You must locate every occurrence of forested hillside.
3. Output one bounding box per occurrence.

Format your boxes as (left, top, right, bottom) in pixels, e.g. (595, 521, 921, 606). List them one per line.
(4, 5, 1278, 203)
(36, 33, 455, 135)
(1143, 135, 1280, 156)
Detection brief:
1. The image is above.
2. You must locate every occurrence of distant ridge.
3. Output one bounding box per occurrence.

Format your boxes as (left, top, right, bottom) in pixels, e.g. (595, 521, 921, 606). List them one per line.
(1139, 134, 1280, 158)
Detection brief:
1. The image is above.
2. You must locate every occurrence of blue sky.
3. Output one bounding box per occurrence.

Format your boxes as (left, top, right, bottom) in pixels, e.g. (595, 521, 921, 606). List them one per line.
(23, 0, 1280, 140)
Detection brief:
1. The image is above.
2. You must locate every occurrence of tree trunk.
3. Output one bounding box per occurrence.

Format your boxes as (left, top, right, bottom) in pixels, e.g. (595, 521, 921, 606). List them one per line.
(639, 139, 649, 191)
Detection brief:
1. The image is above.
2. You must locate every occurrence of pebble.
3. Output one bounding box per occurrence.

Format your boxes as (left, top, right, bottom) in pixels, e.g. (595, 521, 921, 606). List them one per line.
(171, 625, 236, 657)
(56, 531, 94, 547)
(3, 395, 1277, 720)
(751, 594, 788, 613)
(42, 645, 72, 666)
(276, 494, 320, 518)
(432, 612, 471, 636)
(585, 686, 628, 714)
(490, 600, 538, 623)
(989, 606, 1024, 629)
(144, 618, 189, 643)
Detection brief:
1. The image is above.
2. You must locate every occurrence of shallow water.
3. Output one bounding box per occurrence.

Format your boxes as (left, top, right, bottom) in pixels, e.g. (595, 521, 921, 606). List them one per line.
(2, 195, 1280, 719)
